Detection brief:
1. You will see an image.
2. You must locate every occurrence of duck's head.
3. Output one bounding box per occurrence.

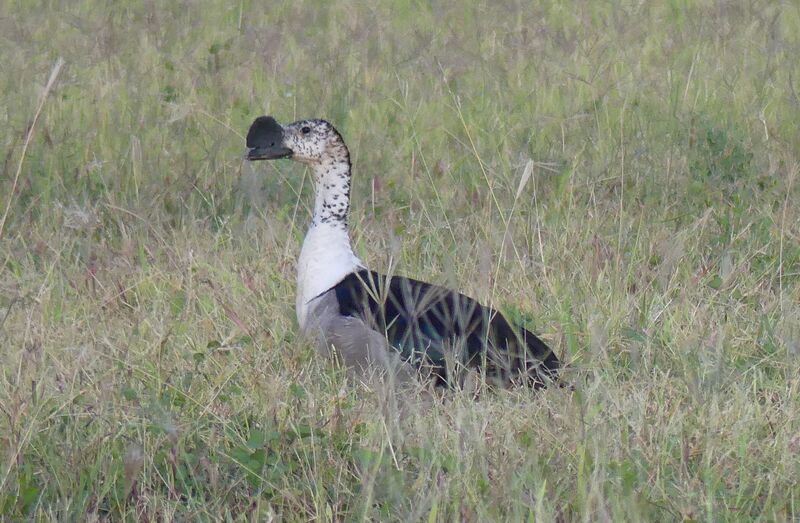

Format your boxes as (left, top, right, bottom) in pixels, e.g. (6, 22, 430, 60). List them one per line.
(246, 116, 348, 166)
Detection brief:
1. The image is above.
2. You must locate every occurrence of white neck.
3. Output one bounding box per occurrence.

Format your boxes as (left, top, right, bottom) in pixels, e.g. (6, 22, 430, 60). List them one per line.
(296, 159, 362, 328)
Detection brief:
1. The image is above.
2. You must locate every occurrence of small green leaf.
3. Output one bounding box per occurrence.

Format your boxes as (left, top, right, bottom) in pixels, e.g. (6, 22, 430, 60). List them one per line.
(249, 448, 266, 469)
(121, 386, 138, 401)
(293, 424, 314, 439)
(246, 430, 266, 449)
(170, 289, 186, 316)
(20, 484, 39, 511)
(621, 327, 647, 343)
(230, 446, 251, 465)
(289, 383, 306, 400)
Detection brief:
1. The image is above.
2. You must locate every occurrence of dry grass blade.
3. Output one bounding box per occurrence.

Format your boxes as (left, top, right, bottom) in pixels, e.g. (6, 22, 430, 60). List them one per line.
(0, 57, 64, 242)
(515, 159, 534, 202)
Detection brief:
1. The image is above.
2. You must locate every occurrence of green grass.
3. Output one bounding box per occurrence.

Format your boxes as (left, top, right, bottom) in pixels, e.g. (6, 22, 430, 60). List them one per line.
(2, 0, 799, 520)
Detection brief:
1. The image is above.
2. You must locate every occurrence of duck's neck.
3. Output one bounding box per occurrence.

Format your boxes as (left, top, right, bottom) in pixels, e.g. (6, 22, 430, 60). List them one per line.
(296, 157, 363, 329)
(311, 158, 352, 228)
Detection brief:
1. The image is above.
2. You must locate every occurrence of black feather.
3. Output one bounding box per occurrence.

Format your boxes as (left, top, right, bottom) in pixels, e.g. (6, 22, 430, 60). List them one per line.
(332, 269, 560, 388)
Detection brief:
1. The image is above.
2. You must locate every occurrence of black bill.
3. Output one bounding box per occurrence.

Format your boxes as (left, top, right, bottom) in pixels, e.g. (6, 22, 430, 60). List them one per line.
(246, 116, 292, 160)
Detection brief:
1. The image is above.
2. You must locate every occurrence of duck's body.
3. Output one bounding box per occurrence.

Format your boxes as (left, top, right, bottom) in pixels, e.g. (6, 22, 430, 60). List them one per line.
(247, 116, 560, 388)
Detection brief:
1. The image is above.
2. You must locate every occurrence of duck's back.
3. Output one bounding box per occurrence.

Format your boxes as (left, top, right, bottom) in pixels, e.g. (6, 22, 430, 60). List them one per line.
(332, 269, 560, 387)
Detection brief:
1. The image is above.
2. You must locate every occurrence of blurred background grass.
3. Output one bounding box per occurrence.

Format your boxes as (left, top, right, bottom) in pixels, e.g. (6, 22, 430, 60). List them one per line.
(1, 0, 799, 520)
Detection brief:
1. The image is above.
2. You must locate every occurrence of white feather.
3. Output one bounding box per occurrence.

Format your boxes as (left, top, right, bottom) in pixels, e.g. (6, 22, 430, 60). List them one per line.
(296, 222, 363, 328)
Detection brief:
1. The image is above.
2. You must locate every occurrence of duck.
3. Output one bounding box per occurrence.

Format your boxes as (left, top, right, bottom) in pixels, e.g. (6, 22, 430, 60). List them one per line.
(246, 115, 561, 389)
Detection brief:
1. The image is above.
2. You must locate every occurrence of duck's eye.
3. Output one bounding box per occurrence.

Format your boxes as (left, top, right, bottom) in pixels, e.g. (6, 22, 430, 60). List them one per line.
(301, 126, 311, 134)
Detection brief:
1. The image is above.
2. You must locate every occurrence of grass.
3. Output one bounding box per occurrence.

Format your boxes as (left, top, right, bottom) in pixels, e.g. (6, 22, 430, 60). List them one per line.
(1, 0, 799, 520)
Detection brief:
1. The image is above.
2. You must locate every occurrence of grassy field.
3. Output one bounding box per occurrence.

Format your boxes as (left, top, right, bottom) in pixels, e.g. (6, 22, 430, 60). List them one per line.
(2, 0, 799, 520)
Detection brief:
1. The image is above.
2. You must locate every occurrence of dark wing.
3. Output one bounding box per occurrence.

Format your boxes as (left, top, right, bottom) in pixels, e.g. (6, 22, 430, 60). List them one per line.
(332, 269, 560, 387)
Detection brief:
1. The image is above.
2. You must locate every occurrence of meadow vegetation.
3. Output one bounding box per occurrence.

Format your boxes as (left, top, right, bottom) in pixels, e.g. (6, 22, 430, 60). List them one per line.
(1, 0, 799, 520)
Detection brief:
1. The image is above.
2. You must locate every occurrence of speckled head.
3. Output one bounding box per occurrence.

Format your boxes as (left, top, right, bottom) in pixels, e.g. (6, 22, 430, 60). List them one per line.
(246, 116, 349, 167)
